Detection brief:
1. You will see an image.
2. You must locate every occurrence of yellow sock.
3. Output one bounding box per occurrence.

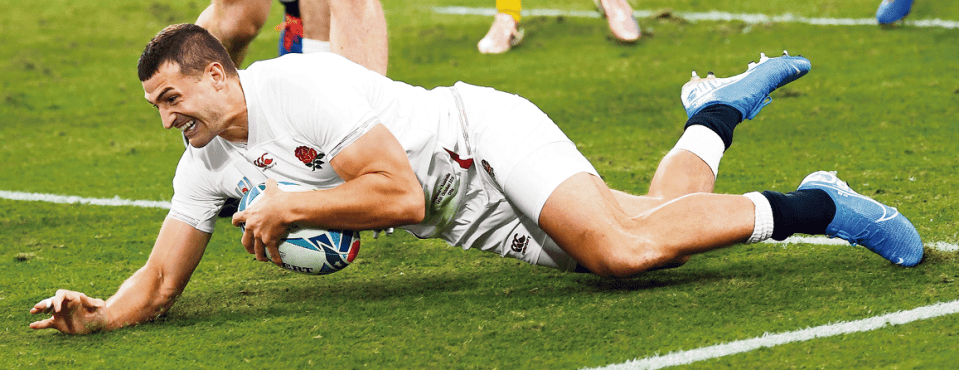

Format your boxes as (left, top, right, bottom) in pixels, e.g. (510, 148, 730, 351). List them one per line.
(496, 0, 522, 23)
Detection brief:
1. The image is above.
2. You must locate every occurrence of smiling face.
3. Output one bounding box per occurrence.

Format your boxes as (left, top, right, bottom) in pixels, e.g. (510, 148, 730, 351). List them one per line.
(142, 61, 245, 148)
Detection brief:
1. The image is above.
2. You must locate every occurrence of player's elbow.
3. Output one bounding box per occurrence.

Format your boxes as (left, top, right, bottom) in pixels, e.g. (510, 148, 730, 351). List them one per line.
(390, 190, 425, 225)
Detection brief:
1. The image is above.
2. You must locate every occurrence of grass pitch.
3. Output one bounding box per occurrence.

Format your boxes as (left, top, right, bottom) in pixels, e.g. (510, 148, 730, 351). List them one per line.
(2, 0, 958, 368)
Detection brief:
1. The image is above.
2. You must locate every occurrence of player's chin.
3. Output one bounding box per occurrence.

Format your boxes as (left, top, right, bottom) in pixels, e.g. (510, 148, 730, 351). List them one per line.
(186, 135, 215, 148)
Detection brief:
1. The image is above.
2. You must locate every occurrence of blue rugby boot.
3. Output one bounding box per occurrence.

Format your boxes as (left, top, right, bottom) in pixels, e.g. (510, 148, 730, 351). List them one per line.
(877, 0, 914, 25)
(798, 171, 923, 267)
(681, 51, 811, 120)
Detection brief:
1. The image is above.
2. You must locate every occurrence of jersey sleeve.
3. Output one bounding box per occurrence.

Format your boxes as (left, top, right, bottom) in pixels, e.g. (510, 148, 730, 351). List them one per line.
(167, 147, 234, 234)
(253, 54, 382, 159)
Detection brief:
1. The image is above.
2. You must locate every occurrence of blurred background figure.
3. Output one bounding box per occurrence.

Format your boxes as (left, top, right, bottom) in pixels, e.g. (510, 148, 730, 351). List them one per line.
(195, 0, 388, 75)
(477, 0, 640, 54)
(876, 0, 915, 25)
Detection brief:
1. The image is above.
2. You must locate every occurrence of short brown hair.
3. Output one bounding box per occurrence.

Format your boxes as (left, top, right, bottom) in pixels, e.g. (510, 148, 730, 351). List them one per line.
(137, 23, 238, 81)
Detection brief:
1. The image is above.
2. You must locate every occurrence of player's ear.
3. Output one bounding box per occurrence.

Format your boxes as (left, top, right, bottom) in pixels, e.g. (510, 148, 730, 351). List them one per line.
(207, 62, 227, 89)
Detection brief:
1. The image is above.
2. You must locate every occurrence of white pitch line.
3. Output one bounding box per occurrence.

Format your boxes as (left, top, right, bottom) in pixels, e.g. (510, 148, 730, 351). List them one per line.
(764, 235, 959, 252)
(586, 299, 959, 370)
(433, 6, 959, 29)
(0, 190, 171, 209)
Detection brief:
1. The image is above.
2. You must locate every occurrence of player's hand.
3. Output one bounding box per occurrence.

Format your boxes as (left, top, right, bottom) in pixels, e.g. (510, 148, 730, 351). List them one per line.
(29, 289, 108, 335)
(232, 179, 287, 266)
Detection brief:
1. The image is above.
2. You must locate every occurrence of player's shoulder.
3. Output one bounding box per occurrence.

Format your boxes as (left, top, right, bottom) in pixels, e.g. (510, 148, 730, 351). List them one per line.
(245, 53, 368, 81)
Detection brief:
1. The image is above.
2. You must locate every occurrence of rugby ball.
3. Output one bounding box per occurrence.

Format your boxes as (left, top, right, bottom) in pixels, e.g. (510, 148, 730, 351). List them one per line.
(237, 181, 360, 275)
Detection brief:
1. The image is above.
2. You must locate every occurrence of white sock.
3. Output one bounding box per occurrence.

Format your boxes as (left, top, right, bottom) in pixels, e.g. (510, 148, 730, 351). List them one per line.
(671, 125, 725, 178)
(743, 192, 774, 243)
(302, 38, 331, 53)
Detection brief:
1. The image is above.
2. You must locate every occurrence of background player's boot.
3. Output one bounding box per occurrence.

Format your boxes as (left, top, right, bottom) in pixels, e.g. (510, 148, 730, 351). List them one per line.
(876, 0, 915, 25)
(478, 13, 525, 54)
(594, 0, 640, 42)
(681, 51, 811, 120)
(798, 171, 923, 266)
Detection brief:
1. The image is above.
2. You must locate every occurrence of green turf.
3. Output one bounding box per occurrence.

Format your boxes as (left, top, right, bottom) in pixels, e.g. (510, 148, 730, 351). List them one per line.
(2, 0, 958, 368)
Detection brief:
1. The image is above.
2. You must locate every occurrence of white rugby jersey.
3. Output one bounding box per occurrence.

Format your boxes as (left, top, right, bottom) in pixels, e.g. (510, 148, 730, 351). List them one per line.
(169, 53, 485, 245)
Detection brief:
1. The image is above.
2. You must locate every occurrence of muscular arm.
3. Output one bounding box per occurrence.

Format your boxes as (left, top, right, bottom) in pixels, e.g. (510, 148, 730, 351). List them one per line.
(232, 123, 424, 264)
(30, 218, 210, 334)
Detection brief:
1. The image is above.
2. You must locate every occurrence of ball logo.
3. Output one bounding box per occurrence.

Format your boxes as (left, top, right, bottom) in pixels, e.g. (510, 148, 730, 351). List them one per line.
(294, 146, 325, 171)
(235, 177, 253, 196)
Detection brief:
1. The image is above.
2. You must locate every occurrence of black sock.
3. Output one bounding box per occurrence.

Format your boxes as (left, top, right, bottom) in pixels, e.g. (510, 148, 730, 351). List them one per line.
(684, 104, 743, 150)
(762, 189, 836, 241)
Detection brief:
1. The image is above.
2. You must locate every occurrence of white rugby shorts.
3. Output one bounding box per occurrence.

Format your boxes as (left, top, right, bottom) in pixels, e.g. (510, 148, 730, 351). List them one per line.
(450, 82, 599, 271)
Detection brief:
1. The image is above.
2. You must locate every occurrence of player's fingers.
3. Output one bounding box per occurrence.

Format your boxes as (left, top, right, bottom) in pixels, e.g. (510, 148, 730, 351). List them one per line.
(264, 178, 278, 192)
(30, 297, 55, 314)
(241, 227, 255, 254)
(266, 240, 282, 266)
(77, 293, 102, 308)
(52, 290, 71, 313)
(231, 210, 246, 227)
(254, 236, 268, 261)
(29, 317, 56, 330)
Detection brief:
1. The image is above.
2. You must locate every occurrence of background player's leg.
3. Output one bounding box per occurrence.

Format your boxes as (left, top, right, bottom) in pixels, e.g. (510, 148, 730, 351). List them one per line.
(329, 0, 388, 75)
(478, 0, 524, 54)
(196, 0, 273, 66)
(301, 0, 331, 42)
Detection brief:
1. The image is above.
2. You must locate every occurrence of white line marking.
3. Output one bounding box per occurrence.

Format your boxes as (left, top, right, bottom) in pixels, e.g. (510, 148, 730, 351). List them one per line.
(0, 190, 171, 209)
(433, 6, 959, 29)
(929, 241, 959, 252)
(762, 235, 849, 246)
(764, 235, 959, 252)
(586, 299, 959, 370)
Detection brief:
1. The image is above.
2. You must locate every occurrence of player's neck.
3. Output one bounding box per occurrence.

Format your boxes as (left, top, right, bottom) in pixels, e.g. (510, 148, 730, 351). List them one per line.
(218, 81, 249, 145)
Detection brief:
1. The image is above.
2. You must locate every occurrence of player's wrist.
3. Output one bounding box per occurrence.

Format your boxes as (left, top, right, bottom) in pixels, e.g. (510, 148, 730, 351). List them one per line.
(93, 299, 119, 332)
(275, 190, 305, 227)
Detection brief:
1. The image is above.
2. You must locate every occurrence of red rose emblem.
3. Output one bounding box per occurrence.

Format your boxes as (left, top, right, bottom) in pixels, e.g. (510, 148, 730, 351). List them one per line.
(294, 146, 325, 171)
(295, 146, 316, 164)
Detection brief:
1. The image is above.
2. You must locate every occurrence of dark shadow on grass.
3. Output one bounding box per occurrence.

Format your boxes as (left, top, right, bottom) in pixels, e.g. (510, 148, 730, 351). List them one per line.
(160, 247, 870, 330)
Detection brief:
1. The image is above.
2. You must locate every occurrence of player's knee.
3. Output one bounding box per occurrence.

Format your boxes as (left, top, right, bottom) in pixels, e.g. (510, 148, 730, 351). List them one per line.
(583, 241, 679, 278)
(211, 1, 270, 44)
(219, 18, 264, 46)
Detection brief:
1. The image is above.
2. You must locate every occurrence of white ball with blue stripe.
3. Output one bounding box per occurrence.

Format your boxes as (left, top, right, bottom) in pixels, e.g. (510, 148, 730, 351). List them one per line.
(238, 181, 361, 275)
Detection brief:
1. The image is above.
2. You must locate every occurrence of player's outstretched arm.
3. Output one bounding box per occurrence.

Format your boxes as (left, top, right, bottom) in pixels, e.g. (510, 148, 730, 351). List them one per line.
(29, 218, 211, 334)
(232, 123, 424, 265)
